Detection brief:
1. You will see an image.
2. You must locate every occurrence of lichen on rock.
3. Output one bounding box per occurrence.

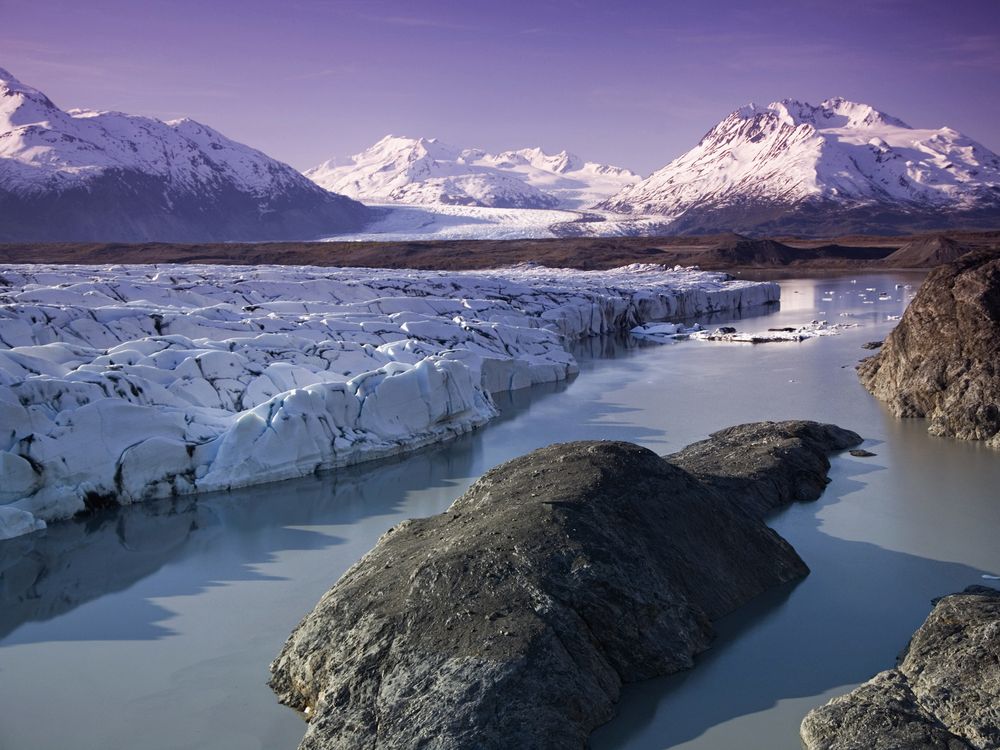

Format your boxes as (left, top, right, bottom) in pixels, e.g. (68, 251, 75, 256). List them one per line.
(859, 251, 1000, 447)
(801, 586, 1000, 750)
(270, 420, 860, 750)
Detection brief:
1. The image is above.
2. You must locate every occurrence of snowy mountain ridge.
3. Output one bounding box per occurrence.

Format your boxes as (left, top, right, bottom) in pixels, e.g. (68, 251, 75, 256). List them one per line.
(599, 97, 1000, 233)
(1, 67, 304, 196)
(306, 135, 641, 210)
(0, 66, 371, 241)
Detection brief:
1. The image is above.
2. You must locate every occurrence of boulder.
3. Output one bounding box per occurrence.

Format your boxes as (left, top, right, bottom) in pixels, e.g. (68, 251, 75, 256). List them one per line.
(801, 586, 1000, 750)
(859, 252, 1000, 447)
(270, 420, 860, 750)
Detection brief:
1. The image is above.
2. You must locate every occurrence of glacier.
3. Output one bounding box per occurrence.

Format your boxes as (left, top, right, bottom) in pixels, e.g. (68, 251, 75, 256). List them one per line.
(0, 263, 778, 539)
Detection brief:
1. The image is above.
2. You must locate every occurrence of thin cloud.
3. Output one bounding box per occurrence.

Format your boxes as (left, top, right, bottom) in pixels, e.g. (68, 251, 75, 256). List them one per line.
(937, 34, 1000, 69)
(356, 14, 475, 31)
(283, 65, 360, 82)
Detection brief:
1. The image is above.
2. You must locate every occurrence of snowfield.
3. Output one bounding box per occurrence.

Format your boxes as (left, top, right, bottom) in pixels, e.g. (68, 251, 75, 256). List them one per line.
(0, 263, 777, 539)
(319, 203, 676, 242)
(306, 135, 640, 210)
(320, 203, 581, 241)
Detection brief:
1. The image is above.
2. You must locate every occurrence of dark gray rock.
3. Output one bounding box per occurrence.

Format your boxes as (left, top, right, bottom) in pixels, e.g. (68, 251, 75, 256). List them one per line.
(696, 233, 799, 265)
(849, 449, 877, 457)
(667, 420, 861, 519)
(269, 420, 860, 750)
(859, 252, 1000, 447)
(861, 340, 884, 350)
(800, 586, 1000, 750)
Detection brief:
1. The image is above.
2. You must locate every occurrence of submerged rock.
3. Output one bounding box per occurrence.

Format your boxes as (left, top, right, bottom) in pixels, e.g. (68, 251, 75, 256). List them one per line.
(801, 586, 1000, 750)
(269, 420, 860, 750)
(859, 252, 1000, 447)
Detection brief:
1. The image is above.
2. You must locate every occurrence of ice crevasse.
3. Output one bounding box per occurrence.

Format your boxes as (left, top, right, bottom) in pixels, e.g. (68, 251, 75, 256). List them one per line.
(0, 262, 778, 539)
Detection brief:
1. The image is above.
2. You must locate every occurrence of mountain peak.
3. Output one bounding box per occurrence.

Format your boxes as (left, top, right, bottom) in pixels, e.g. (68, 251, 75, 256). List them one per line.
(773, 98, 909, 130)
(0, 66, 61, 126)
(600, 97, 1000, 233)
(0, 67, 372, 241)
(727, 98, 909, 131)
(307, 137, 638, 209)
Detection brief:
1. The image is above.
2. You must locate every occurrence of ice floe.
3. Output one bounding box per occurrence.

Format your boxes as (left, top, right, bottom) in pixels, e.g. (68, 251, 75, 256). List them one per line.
(631, 319, 858, 344)
(0, 262, 777, 538)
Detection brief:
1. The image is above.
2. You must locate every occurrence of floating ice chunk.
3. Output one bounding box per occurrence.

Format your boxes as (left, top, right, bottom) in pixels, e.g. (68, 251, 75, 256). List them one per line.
(632, 320, 858, 344)
(635, 322, 680, 336)
(0, 507, 45, 540)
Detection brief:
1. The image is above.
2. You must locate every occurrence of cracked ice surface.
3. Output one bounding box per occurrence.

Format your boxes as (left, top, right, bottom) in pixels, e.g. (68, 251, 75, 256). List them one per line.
(0, 262, 778, 538)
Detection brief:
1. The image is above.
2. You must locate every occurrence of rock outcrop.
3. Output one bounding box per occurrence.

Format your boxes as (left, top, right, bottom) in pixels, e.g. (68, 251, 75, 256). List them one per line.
(696, 233, 799, 266)
(858, 251, 1000, 447)
(880, 235, 978, 268)
(269, 420, 860, 750)
(801, 586, 1000, 750)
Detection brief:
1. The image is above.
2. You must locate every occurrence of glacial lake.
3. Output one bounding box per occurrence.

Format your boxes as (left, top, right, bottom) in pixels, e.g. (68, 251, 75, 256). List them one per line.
(3, 271, 999, 750)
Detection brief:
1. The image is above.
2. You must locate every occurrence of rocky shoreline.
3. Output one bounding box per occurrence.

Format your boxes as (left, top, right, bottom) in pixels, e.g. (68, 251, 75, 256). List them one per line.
(859, 251, 1000, 448)
(269, 420, 860, 750)
(801, 586, 1000, 750)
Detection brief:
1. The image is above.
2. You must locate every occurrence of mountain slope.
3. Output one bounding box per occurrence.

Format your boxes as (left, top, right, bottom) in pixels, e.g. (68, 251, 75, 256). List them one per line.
(879, 234, 996, 267)
(599, 98, 1000, 235)
(697, 233, 800, 265)
(306, 136, 640, 210)
(0, 67, 373, 242)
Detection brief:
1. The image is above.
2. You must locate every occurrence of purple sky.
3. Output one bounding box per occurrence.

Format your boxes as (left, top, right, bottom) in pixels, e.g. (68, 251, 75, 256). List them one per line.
(3, 0, 999, 175)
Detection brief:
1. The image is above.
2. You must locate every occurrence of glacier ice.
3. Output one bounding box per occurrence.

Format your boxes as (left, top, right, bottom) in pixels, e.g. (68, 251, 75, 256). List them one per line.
(0, 262, 778, 538)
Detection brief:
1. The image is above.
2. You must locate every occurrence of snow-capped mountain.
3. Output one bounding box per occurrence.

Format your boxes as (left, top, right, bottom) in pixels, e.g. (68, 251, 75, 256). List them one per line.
(599, 98, 1000, 235)
(306, 136, 640, 210)
(0, 67, 373, 242)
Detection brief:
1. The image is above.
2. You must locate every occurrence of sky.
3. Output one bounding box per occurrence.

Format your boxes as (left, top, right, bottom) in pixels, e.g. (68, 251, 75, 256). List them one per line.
(2, 0, 999, 175)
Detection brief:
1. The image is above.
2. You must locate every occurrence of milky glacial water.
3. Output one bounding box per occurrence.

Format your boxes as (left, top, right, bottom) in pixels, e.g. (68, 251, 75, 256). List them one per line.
(2, 271, 999, 750)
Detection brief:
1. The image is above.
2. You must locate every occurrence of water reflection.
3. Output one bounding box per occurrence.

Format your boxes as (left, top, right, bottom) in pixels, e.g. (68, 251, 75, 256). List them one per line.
(0, 381, 573, 643)
(591, 454, 992, 749)
(7, 269, 995, 750)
